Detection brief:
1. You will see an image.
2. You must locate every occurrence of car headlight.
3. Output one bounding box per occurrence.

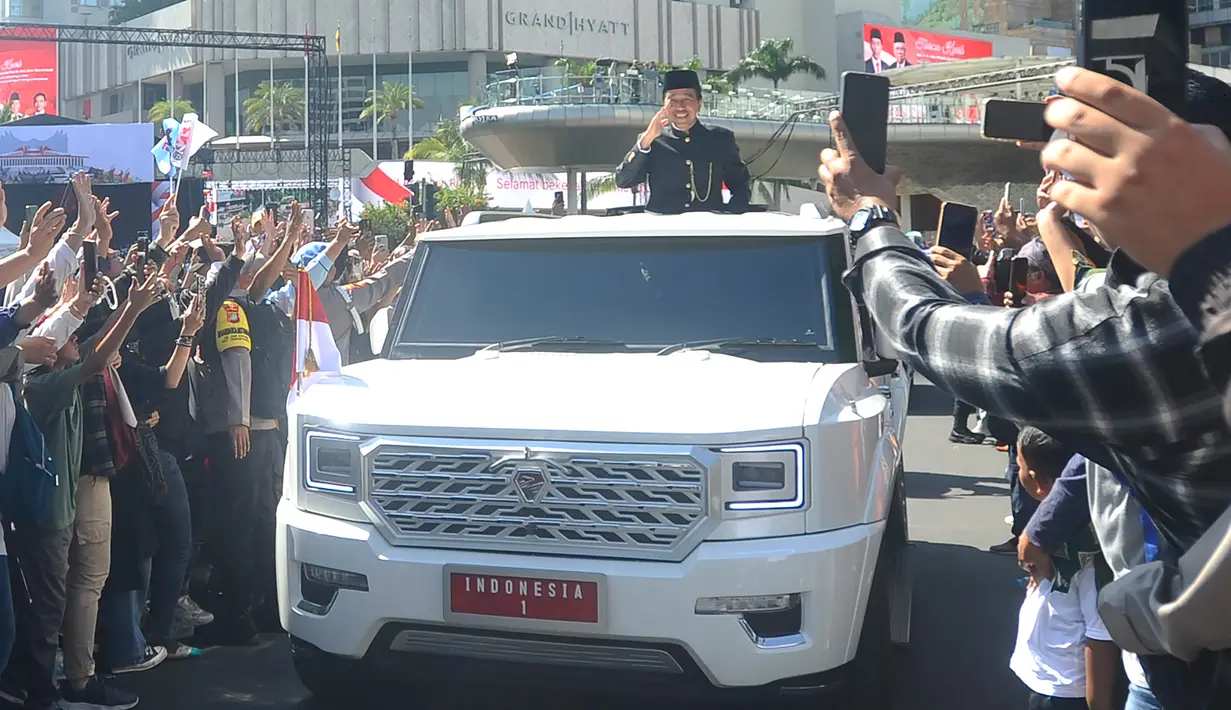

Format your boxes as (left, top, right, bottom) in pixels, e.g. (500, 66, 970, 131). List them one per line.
(304, 429, 363, 496)
(717, 442, 805, 511)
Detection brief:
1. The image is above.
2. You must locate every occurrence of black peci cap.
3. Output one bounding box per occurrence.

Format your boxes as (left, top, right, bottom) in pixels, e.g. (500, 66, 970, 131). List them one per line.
(894, 32, 906, 43)
(662, 69, 702, 96)
(870, 28, 882, 40)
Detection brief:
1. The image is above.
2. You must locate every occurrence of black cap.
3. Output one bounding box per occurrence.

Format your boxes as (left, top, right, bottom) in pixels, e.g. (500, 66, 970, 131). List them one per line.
(662, 69, 702, 96)
(894, 32, 906, 43)
(870, 28, 882, 40)
(8, 92, 17, 101)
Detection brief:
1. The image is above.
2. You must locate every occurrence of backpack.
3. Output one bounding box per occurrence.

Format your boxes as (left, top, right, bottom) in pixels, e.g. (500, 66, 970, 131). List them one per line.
(247, 300, 295, 420)
(0, 382, 58, 527)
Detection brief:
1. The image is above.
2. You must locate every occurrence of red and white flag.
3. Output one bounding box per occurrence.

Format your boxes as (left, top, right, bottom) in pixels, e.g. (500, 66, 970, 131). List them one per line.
(288, 270, 343, 406)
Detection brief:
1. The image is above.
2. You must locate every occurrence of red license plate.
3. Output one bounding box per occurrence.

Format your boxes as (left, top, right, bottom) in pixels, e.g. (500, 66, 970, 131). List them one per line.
(449, 572, 599, 623)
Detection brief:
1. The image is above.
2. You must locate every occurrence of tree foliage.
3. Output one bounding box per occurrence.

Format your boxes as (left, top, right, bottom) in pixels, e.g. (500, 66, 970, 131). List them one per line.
(243, 81, 305, 141)
(726, 38, 826, 89)
(407, 120, 490, 187)
(360, 81, 424, 158)
(147, 98, 195, 125)
(360, 200, 415, 240)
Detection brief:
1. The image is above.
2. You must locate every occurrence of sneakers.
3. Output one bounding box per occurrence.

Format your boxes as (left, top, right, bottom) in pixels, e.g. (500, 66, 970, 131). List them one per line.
(989, 536, 1019, 555)
(162, 642, 202, 661)
(110, 646, 167, 675)
(57, 676, 138, 710)
(948, 428, 984, 445)
(176, 596, 214, 626)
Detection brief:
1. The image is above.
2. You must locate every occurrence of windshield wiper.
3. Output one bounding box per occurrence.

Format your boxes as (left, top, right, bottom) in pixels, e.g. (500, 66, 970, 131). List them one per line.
(656, 338, 825, 356)
(480, 336, 632, 353)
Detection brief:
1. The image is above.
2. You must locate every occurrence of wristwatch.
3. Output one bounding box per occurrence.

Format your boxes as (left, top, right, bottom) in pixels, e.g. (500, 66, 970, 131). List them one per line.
(848, 204, 898, 239)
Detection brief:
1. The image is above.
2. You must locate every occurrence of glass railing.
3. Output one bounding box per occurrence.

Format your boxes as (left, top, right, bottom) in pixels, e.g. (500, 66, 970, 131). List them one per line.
(482, 71, 1054, 126)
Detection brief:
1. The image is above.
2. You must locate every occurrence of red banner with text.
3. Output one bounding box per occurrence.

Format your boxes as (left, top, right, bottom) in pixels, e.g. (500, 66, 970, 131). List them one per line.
(862, 24, 993, 73)
(0, 27, 58, 120)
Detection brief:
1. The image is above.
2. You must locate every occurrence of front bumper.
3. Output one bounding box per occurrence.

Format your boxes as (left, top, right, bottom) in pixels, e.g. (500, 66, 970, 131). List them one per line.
(277, 501, 884, 691)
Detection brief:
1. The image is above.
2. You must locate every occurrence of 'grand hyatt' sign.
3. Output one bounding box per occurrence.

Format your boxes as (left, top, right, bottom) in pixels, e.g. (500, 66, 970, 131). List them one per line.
(504, 10, 630, 36)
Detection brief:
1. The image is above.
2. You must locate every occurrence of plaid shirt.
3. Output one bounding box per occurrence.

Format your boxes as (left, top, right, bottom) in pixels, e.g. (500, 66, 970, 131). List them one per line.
(845, 227, 1231, 551)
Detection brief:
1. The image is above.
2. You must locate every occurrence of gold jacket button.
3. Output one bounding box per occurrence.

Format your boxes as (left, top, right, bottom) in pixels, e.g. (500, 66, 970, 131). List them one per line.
(684, 202, 692, 208)
(685, 183, 692, 190)
(684, 137, 691, 143)
(685, 159, 693, 166)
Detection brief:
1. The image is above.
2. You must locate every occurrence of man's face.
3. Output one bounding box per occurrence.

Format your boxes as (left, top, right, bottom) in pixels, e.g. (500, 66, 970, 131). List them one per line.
(9, 99, 19, 113)
(33, 95, 45, 112)
(664, 89, 700, 129)
(57, 334, 80, 365)
(1016, 448, 1050, 501)
(871, 38, 882, 54)
(894, 42, 907, 63)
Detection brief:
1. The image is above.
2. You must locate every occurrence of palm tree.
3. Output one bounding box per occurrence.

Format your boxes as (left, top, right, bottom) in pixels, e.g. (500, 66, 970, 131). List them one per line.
(243, 81, 305, 143)
(147, 97, 195, 124)
(727, 38, 826, 89)
(408, 120, 490, 187)
(360, 81, 424, 158)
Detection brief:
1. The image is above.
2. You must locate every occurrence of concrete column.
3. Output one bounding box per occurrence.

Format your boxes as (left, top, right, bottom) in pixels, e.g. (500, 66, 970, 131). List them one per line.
(467, 52, 488, 103)
(580, 172, 588, 213)
(566, 169, 579, 214)
(203, 61, 227, 133)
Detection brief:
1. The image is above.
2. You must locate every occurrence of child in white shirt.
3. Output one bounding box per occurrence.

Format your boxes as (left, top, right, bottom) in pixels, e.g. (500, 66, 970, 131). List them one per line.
(1010, 427, 1117, 710)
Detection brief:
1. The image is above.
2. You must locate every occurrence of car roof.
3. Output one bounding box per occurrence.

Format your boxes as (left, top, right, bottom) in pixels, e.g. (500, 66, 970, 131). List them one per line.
(417, 211, 849, 242)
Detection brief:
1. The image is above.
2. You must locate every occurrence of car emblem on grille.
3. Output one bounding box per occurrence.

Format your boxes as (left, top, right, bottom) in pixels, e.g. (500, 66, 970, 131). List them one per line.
(493, 450, 556, 504)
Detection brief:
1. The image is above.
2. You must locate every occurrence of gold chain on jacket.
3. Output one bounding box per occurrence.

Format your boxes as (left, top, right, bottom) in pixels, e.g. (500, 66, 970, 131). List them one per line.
(688, 160, 713, 203)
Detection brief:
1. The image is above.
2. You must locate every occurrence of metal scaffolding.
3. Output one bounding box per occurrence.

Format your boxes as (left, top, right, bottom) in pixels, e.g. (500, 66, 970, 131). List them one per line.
(2, 22, 332, 211)
(195, 148, 353, 219)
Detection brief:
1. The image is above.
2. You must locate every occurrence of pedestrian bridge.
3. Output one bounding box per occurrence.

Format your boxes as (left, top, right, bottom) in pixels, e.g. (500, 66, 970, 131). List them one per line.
(460, 57, 1072, 202)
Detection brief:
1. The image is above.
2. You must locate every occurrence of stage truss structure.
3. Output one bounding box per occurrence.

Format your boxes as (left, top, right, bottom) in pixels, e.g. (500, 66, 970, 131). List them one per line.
(1, 22, 332, 211)
(195, 148, 353, 219)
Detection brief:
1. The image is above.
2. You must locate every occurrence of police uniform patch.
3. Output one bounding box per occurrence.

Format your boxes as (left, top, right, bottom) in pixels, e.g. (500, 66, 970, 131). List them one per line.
(215, 299, 252, 352)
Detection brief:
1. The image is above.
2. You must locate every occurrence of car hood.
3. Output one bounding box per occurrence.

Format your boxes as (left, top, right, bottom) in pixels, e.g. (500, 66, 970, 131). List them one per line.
(288, 352, 860, 445)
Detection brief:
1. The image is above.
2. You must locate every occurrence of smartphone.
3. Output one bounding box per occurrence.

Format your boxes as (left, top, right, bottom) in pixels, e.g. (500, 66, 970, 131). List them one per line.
(374, 234, 389, 252)
(981, 99, 1052, 143)
(936, 202, 979, 256)
(838, 71, 891, 174)
(1010, 256, 1030, 305)
(302, 208, 315, 234)
(994, 248, 1016, 292)
(981, 210, 995, 231)
(1077, 0, 1188, 116)
(135, 230, 150, 269)
(81, 240, 98, 288)
(24, 204, 38, 227)
(1003, 183, 1011, 205)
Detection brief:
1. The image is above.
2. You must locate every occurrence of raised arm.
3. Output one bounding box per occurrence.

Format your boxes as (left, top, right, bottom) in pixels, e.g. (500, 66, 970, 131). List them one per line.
(78, 271, 162, 382)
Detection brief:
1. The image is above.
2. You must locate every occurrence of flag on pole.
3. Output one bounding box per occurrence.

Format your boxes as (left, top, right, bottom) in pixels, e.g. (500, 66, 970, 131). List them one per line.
(288, 270, 343, 406)
(150, 118, 180, 176)
(168, 113, 219, 172)
(335, 24, 342, 53)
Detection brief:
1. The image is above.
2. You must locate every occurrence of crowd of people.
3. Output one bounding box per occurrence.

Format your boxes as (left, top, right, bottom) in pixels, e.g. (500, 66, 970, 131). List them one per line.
(819, 65, 1231, 710)
(0, 174, 418, 710)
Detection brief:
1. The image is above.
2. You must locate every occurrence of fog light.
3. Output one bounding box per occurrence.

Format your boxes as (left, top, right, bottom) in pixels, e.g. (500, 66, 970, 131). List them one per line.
(732, 461, 786, 491)
(695, 593, 799, 615)
(303, 563, 369, 591)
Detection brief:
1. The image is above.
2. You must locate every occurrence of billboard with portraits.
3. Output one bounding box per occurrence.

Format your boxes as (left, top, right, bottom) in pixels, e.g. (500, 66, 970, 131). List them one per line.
(863, 24, 993, 73)
(0, 26, 58, 120)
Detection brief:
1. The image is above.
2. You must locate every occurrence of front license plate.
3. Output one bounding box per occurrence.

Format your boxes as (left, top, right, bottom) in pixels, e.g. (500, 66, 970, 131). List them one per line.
(449, 572, 600, 623)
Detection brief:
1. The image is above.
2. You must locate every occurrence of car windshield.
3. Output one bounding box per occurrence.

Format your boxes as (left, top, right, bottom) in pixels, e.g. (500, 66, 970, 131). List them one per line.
(390, 235, 855, 363)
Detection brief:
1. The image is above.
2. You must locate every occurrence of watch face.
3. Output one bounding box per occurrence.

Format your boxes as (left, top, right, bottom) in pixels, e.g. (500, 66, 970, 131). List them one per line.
(850, 211, 870, 232)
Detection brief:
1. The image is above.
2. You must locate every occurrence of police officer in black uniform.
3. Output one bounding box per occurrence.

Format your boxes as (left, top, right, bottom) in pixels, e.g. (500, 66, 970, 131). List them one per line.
(614, 69, 751, 214)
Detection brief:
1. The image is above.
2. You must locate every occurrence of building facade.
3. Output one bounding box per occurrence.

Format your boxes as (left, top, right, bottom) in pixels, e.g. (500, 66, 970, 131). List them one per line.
(1191, 0, 1231, 67)
(2, 0, 112, 24)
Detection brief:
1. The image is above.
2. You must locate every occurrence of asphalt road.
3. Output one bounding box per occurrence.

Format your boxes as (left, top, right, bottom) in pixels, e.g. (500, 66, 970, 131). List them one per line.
(120, 380, 1028, 709)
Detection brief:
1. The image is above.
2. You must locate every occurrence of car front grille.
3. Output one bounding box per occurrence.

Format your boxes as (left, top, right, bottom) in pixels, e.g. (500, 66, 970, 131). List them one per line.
(364, 439, 710, 561)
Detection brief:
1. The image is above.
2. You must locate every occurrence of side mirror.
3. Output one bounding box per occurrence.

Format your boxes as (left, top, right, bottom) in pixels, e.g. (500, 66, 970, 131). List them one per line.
(369, 306, 392, 356)
(863, 359, 899, 379)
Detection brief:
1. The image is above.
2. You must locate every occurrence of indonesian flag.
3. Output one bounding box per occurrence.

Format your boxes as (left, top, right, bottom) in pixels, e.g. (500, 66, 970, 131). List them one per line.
(288, 270, 343, 406)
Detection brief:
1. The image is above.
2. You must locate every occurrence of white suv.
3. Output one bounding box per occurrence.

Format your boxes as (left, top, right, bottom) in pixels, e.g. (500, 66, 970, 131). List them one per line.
(277, 211, 912, 707)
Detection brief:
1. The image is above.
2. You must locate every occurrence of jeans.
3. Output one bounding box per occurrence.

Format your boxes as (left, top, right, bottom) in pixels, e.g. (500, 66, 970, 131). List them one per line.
(98, 589, 145, 669)
(0, 554, 14, 675)
(145, 452, 192, 642)
(1007, 445, 1040, 538)
(1125, 685, 1163, 710)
